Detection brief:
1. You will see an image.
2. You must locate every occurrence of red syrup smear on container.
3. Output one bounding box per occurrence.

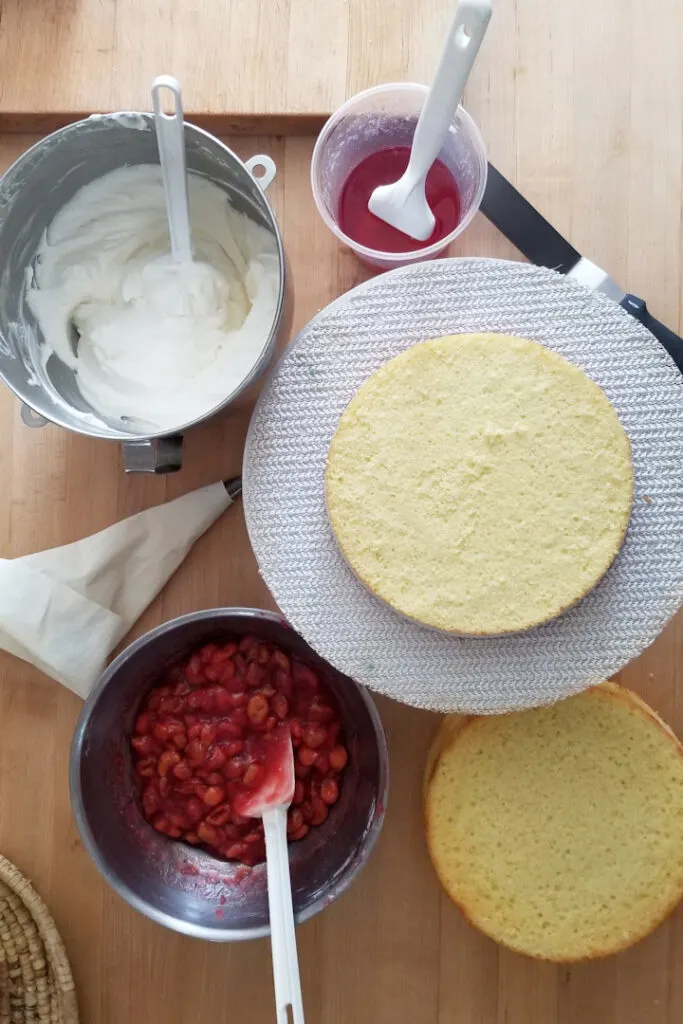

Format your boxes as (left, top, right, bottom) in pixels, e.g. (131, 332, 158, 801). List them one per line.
(338, 146, 462, 254)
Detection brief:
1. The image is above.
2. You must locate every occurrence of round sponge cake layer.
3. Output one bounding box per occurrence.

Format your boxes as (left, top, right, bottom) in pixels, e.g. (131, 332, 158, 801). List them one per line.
(424, 684, 683, 961)
(325, 333, 633, 635)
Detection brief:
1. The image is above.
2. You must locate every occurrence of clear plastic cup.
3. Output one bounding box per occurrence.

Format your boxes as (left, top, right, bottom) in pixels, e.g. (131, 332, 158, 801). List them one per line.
(311, 83, 488, 271)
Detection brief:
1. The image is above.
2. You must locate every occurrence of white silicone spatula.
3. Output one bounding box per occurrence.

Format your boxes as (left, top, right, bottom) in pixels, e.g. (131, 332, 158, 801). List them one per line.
(368, 0, 492, 242)
(234, 727, 304, 1024)
(151, 75, 193, 263)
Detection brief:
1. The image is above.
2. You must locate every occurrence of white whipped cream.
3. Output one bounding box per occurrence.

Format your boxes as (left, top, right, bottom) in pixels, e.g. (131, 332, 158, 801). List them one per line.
(26, 164, 280, 432)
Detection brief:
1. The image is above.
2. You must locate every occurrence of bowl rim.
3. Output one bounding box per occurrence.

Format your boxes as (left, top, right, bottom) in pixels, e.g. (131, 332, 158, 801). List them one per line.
(69, 607, 389, 941)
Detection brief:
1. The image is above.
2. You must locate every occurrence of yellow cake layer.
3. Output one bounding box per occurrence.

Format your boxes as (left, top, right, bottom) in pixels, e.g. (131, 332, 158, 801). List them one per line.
(424, 684, 683, 961)
(325, 333, 633, 634)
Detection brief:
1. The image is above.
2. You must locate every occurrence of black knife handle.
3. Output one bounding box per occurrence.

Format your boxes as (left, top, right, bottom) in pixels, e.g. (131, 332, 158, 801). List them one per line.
(481, 163, 581, 273)
(482, 163, 683, 376)
(620, 295, 683, 376)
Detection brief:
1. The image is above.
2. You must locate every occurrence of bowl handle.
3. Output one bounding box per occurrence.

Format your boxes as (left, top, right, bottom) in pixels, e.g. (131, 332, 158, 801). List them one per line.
(122, 435, 183, 473)
(245, 154, 277, 191)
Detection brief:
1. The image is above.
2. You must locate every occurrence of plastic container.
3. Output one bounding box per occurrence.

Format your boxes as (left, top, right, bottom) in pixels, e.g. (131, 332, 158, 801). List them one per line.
(311, 82, 488, 270)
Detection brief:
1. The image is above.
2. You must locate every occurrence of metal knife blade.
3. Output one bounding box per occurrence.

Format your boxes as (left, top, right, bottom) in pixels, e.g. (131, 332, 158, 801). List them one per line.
(480, 163, 683, 374)
(565, 258, 625, 306)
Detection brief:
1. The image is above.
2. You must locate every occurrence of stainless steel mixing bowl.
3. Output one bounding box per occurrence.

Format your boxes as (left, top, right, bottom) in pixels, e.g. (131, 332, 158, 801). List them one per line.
(69, 609, 388, 940)
(0, 115, 286, 471)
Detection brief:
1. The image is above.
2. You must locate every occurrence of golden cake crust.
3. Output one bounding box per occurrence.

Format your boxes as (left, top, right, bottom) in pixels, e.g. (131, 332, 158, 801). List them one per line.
(424, 684, 683, 961)
(325, 334, 634, 635)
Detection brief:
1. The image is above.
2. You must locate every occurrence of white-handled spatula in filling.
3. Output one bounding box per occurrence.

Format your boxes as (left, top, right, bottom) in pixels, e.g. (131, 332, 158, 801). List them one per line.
(234, 726, 304, 1024)
(152, 74, 193, 263)
(368, 0, 492, 242)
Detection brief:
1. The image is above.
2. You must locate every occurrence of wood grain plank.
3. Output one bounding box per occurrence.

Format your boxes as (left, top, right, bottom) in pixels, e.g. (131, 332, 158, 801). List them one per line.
(0, 0, 116, 116)
(0, 0, 449, 124)
(285, 0, 349, 115)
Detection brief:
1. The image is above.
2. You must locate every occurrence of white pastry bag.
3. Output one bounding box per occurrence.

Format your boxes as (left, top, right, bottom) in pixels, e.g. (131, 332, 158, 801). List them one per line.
(0, 479, 239, 697)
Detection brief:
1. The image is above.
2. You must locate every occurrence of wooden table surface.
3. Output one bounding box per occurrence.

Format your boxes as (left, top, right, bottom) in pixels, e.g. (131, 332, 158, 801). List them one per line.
(0, 0, 459, 128)
(0, 2, 682, 1022)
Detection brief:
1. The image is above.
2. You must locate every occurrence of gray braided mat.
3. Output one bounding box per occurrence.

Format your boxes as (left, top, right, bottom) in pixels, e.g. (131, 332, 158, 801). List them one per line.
(244, 258, 683, 713)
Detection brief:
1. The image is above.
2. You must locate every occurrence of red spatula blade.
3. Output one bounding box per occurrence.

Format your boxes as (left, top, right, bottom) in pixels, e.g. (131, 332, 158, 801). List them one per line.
(233, 725, 295, 819)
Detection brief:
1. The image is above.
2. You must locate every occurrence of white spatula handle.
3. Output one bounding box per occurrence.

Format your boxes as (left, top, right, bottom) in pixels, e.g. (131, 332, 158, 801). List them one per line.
(407, 0, 492, 182)
(263, 806, 305, 1024)
(152, 75, 193, 264)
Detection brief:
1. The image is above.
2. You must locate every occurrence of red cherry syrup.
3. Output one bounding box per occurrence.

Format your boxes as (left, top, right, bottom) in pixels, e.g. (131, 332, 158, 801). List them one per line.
(338, 146, 462, 254)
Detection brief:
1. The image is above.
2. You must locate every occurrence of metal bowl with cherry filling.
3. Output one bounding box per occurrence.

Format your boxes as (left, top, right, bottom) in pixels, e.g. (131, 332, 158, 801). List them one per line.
(69, 609, 388, 941)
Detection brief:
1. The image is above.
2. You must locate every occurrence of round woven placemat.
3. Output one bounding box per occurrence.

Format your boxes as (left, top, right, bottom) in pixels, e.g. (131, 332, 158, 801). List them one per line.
(244, 258, 683, 714)
(0, 856, 78, 1024)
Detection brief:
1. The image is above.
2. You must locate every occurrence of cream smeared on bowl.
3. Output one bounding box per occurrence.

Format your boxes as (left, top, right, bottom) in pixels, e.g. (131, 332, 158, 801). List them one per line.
(25, 164, 279, 432)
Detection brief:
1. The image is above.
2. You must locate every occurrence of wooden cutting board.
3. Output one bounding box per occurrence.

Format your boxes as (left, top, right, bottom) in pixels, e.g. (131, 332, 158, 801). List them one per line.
(0, 0, 682, 1021)
(0, 129, 681, 1024)
(0, 0, 453, 128)
(2, 0, 680, 160)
